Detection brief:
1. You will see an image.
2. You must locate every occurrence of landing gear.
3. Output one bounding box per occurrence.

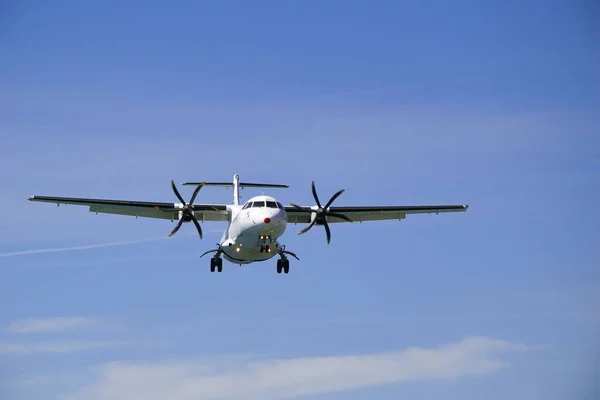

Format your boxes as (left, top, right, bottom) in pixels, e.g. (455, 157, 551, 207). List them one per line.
(276, 245, 299, 274)
(259, 237, 272, 254)
(210, 256, 223, 273)
(200, 246, 224, 273)
(277, 258, 290, 274)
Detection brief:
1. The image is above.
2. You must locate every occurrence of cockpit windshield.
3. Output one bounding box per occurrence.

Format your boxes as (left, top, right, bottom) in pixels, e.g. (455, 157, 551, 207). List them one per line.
(242, 200, 283, 209)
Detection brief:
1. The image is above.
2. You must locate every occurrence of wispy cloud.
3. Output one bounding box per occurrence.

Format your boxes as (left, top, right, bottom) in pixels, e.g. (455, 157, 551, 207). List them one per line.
(0, 229, 223, 258)
(0, 230, 224, 259)
(0, 340, 126, 355)
(6, 317, 103, 334)
(60, 336, 532, 400)
(0, 236, 172, 258)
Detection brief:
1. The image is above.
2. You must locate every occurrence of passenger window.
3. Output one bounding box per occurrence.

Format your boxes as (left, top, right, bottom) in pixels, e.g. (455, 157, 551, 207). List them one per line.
(266, 201, 277, 208)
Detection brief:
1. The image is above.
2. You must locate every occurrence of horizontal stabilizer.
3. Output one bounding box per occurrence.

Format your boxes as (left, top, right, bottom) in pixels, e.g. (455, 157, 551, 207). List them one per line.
(182, 182, 288, 189)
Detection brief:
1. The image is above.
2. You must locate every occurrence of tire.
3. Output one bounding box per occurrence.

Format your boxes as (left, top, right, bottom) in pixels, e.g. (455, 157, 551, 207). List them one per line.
(276, 259, 282, 274)
(210, 258, 215, 272)
(283, 259, 290, 274)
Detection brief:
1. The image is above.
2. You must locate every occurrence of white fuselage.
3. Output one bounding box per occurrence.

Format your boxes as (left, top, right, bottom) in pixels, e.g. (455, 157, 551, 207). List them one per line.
(217, 195, 288, 264)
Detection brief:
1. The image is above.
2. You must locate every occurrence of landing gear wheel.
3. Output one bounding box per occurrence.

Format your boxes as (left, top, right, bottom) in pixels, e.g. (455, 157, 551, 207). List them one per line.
(210, 257, 223, 272)
(277, 259, 289, 274)
(283, 259, 290, 274)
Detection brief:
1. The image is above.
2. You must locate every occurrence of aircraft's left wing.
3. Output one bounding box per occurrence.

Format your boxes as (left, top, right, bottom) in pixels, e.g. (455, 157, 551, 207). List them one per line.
(284, 204, 468, 224)
(28, 196, 229, 222)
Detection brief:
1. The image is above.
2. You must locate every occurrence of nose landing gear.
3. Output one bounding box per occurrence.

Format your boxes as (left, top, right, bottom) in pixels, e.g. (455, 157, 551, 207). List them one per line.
(258, 235, 274, 254)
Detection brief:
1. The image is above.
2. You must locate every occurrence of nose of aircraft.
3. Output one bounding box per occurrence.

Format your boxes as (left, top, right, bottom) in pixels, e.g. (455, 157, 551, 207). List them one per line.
(252, 207, 286, 236)
(261, 208, 284, 225)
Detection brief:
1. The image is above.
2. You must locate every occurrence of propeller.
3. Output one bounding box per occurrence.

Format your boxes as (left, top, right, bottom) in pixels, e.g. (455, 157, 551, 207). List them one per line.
(290, 181, 353, 244)
(154, 180, 205, 239)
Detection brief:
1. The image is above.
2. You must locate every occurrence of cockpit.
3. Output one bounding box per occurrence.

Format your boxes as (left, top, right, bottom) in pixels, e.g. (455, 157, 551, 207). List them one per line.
(242, 199, 285, 210)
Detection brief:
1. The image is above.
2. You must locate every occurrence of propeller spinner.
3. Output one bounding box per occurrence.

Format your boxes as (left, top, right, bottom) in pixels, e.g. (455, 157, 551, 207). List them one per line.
(290, 181, 352, 244)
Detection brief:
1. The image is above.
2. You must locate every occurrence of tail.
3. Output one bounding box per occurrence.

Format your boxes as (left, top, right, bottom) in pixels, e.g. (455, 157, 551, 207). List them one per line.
(233, 174, 240, 205)
(181, 174, 289, 206)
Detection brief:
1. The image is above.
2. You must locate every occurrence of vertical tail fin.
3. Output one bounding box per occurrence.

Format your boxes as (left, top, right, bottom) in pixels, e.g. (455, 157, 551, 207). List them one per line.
(233, 174, 240, 205)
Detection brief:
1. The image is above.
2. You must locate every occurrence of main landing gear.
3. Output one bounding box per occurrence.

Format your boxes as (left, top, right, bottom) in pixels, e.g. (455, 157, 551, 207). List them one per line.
(276, 245, 299, 275)
(210, 256, 223, 273)
(277, 258, 289, 274)
(200, 247, 223, 273)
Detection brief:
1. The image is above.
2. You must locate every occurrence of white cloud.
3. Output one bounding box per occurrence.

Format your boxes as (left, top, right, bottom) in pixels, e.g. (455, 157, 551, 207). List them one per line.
(6, 317, 101, 333)
(0, 340, 125, 354)
(60, 336, 530, 400)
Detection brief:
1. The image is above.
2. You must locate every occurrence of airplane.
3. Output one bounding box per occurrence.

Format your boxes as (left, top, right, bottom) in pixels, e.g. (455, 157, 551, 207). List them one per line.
(27, 174, 468, 274)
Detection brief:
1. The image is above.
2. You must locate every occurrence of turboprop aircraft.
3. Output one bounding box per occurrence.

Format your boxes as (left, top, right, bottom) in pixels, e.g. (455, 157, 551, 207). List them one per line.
(28, 174, 468, 274)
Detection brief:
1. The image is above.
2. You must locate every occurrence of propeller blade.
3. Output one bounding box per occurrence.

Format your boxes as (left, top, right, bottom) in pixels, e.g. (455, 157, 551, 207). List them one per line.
(188, 182, 205, 205)
(323, 220, 332, 244)
(323, 189, 345, 210)
(326, 212, 353, 223)
(190, 214, 203, 239)
(168, 217, 185, 237)
(311, 181, 322, 208)
(290, 203, 313, 212)
(171, 180, 186, 205)
(154, 206, 179, 212)
(298, 218, 318, 235)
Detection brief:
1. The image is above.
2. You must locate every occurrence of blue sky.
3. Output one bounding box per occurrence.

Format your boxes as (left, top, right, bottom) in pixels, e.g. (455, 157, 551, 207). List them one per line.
(1, 0, 599, 399)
